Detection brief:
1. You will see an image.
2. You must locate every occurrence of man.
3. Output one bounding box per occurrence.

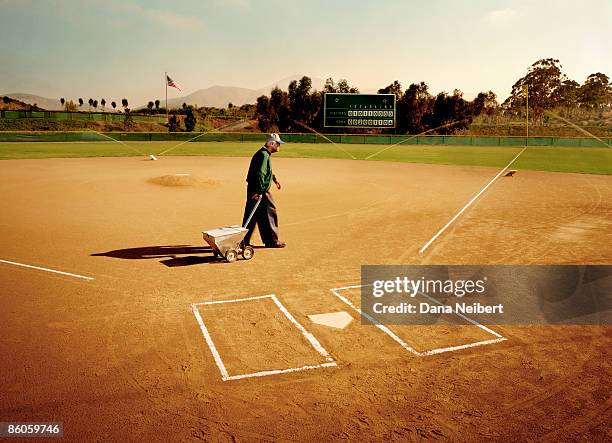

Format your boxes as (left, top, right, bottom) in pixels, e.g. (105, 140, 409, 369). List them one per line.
(242, 133, 286, 248)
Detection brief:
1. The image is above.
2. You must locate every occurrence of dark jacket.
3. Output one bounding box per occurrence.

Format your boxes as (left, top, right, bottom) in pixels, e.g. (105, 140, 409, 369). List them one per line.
(246, 147, 273, 194)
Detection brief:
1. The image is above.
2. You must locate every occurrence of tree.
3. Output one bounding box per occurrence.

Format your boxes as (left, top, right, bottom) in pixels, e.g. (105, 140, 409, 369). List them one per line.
(123, 108, 134, 129)
(101, 98, 106, 110)
(472, 91, 498, 117)
(256, 95, 273, 132)
(269, 86, 291, 131)
(111, 101, 117, 111)
(556, 79, 580, 117)
(323, 77, 358, 93)
(154, 99, 160, 112)
(78, 98, 83, 107)
(425, 89, 472, 134)
(64, 100, 78, 112)
(288, 76, 317, 126)
(504, 58, 566, 125)
(184, 106, 197, 132)
(147, 101, 154, 113)
(168, 113, 180, 132)
(337, 79, 359, 93)
(121, 98, 128, 108)
(60, 98, 65, 107)
(397, 82, 432, 133)
(578, 73, 611, 110)
(378, 81, 403, 101)
(88, 98, 93, 111)
(93, 100, 98, 110)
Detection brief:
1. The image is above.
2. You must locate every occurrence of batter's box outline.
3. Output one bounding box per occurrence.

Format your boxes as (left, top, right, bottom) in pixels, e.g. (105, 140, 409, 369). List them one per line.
(330, 285, 507, 356)
(191, 294, 337, 381)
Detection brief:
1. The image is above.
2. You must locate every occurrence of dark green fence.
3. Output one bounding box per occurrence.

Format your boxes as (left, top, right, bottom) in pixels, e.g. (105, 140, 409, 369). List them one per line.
(0, 110, 166, 123)
(0, 131, 610, 147)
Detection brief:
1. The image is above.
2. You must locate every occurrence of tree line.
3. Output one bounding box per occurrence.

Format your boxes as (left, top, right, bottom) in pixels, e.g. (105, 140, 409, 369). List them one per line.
(59, 97, 131, 114)
(255, 59, 611, 135)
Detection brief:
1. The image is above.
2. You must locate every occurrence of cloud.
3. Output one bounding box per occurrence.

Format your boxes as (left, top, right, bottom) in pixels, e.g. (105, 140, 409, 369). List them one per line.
(215, 0, 251, 7)
(141, 8, 204, 31)
(486, 8, 517, 25)
(108, 1, 205, 31)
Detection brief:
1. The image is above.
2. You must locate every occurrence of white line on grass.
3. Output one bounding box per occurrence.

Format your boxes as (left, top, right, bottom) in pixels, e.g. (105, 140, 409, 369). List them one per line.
(364, 119, 471, 160)
(191, 294, 337, 381)
(0, 259, 94, 281)
(156, 118, 249, 156)
(418, 147, 527, 254)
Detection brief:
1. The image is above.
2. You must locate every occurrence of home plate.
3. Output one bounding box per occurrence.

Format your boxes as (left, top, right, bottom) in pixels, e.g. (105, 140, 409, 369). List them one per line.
(308, 311, 353, 329)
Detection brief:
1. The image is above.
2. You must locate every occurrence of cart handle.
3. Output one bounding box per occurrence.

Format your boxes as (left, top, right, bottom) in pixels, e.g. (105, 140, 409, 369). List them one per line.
(242, 194, 263, 228)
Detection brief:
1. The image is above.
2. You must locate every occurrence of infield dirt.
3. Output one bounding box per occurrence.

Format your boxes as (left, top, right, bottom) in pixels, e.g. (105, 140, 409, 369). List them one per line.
(0, 157, 610, 441)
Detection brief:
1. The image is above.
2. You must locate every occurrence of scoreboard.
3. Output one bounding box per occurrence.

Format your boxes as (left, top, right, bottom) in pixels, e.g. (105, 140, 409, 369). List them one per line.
(324, 93, 396, 128)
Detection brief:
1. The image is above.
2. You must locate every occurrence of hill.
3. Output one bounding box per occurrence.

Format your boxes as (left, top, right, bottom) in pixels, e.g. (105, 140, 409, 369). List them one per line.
(163, 75, 326, 109)
(1, 93, 62, 110)
(0, 96, 45, 111)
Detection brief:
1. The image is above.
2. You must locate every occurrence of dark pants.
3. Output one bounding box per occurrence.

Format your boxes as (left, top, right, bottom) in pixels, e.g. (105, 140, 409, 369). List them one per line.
(242, 191, 280, 246)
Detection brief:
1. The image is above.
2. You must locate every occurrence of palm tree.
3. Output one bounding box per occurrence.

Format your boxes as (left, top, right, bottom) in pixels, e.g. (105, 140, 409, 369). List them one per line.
(111, 101, 117, 111)
(121, 98, 128, 108)
(147, 101, 154, 114)
(154, 99, 160, 112)
(101, 98, 106, 111)
(60, 98, 65, 108)
(78, 98, 84, 107)
(93, 100, 98, 111)
(88, 98, 93, 111)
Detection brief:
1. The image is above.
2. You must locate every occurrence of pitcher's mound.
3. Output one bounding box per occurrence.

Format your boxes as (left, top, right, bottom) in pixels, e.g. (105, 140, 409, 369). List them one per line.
(148, 174, 217, 187)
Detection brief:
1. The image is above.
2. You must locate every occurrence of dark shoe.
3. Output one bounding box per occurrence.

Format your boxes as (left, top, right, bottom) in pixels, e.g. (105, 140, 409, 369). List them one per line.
(266, 241, 286, 248)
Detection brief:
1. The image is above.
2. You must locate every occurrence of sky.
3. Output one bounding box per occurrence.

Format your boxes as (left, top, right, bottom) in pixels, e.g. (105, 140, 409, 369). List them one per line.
(1, 0, 611, 105)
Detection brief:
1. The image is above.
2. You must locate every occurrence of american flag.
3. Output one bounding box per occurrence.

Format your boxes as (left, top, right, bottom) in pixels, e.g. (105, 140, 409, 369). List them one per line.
(166, 74, 182, 91)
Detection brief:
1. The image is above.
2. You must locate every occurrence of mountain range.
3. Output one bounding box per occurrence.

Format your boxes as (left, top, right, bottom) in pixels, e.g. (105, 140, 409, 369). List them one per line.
(2, 75, 360, 111)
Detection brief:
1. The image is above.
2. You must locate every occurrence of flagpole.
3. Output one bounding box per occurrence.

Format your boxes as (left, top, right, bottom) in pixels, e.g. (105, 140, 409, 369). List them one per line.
(165, 71, 168, 122)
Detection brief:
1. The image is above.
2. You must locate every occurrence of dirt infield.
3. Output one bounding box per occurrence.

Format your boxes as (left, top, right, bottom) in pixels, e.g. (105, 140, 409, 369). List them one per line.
(0, 156, 610, 441)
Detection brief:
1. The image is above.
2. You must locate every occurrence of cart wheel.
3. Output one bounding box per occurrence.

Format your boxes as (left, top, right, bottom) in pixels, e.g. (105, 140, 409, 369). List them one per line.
(242, 246, 254, 260)
(225, 249, 238, 263)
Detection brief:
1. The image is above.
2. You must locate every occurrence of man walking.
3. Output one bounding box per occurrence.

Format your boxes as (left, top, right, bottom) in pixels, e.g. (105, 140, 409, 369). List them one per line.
(242, 133, 286, 248)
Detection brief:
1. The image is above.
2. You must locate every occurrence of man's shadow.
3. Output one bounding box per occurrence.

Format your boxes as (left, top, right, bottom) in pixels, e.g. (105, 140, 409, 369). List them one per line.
(91, 245, 220, 267)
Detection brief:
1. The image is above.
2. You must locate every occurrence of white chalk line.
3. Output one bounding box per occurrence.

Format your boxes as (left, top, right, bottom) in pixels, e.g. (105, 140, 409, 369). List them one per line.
(331, 289, 420, 355)
(330, 285, 506, 356)
(191, 294, 337, 381)
(191, 303, 230, 380)
(224, 362, 338, 381)
(0, 259, 94, 281)
(419, 146, 527, 254)
(269, 294, 334, 361)
(156, 118, 249, 156)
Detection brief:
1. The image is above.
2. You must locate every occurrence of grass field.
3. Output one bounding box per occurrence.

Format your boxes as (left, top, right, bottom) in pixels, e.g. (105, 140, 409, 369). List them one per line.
(0, 141, 611, 174)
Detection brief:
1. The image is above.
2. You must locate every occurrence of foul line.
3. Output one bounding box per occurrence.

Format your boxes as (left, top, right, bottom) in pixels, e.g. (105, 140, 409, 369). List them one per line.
(156, 118, 248, 156)
(0, 259, 95, 281)
(191, 294, 336, 381)
(364, 119, 471, 160)
(418, 146, 527, 254)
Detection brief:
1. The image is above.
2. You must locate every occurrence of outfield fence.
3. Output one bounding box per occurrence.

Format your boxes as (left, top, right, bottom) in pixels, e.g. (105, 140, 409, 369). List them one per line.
(0, 131, 610, 147)
(0, 110, 166, 123)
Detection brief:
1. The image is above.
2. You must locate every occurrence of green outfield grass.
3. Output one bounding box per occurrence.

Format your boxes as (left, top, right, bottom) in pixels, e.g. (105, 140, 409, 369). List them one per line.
(0, 141, 610, 175)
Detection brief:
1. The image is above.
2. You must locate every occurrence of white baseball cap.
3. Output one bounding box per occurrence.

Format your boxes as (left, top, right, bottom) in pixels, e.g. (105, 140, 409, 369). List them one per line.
(266, 133, 285, 144)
